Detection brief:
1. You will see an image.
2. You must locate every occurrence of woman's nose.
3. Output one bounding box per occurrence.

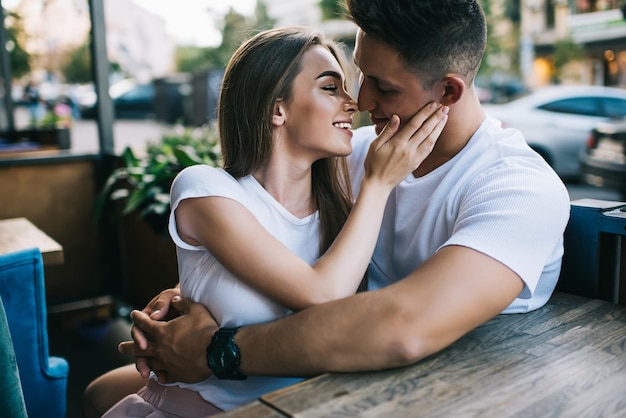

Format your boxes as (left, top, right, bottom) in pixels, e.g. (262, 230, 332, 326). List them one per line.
(344, 98, 357, 113)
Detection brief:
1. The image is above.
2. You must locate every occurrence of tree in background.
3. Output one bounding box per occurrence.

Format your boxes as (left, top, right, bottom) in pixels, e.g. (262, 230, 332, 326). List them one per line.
(60, 38, 92, 84)
(320, 0, 344, 20)
(479, 0, 521, 79)
(475, 0, 527, 102)
(4, 9, 30, 79)
(552, 38, 584, 83)
(175, 2, 275, 74)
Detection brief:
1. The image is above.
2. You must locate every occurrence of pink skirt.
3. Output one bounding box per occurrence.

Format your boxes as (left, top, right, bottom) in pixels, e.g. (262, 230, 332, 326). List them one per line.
(102, 378, 223, 418)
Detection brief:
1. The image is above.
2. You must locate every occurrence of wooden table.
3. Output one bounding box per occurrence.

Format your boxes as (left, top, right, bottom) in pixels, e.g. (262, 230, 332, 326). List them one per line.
(219, 292, 626, 417)
(0, 217, 64, 265)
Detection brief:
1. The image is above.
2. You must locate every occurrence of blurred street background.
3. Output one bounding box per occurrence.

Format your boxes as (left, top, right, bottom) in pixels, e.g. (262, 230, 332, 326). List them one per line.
(12, 104, 624, 202)
(13, 105, 163, 154)
(4, 0, 626, 198)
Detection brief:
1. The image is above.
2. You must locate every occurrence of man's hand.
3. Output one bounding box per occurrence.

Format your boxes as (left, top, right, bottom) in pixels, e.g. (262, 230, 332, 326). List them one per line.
(119, 296, 219, 384)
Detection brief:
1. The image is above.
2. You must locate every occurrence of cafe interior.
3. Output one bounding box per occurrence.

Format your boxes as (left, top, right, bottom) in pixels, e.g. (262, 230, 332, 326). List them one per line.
(1, 1, 626, 417)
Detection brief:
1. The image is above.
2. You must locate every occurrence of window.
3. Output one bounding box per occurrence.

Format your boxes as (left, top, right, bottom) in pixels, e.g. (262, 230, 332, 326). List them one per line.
(602, 98, 626, 118)
(538, 97, 603, 116)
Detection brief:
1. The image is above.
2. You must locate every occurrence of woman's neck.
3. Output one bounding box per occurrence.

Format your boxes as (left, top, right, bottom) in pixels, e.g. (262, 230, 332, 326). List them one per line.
(252, 155, 315, 218)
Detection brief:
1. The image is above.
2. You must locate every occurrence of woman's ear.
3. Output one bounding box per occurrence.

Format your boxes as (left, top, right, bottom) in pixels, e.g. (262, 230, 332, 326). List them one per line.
(272, 101, 286, 126)
(438, 75, 466, 106)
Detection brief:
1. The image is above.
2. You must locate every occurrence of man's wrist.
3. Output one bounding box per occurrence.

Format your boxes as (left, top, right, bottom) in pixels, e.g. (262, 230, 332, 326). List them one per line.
(206, 326, 247, 380)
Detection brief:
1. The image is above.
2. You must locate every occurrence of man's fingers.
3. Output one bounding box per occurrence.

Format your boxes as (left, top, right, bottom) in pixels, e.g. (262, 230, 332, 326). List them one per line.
(118, 340, 151, 357)
(131, 325, 149, 350)
(116, 341, 153, 379)
(130, 309, 159, 336)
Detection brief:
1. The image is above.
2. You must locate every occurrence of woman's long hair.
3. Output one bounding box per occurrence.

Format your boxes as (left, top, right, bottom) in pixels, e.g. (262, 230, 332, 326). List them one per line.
(218, 27, 353, 255)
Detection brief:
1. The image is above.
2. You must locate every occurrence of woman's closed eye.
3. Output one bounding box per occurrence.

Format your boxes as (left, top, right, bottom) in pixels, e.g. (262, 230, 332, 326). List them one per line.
(322, 84, 339, 94)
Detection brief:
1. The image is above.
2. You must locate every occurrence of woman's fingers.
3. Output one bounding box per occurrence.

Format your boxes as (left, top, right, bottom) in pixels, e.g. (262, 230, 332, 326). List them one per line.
(394, 103, 447, 145)
(410, 106, 448, 159)
(363, 102, 448, 187)
(370, 114, 401, 150)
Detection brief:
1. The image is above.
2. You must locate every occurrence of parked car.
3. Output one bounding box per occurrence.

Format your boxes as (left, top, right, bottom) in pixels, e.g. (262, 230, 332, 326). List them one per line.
(482, 85, 626, 179)
(580, 119, 626, 196)
(80, 79, 155, 120)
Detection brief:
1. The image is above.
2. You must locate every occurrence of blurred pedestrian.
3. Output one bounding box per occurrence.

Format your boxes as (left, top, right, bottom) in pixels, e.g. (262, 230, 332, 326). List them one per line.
(23, 79, 44, 126)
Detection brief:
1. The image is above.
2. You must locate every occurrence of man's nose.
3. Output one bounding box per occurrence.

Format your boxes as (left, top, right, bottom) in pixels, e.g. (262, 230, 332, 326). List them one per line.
(357, 82, 374, 112)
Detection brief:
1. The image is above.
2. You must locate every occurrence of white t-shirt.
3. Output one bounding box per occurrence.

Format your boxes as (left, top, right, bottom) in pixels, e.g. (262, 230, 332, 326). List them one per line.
(348, 115, 570, 313)
(165, 166, 314, 410)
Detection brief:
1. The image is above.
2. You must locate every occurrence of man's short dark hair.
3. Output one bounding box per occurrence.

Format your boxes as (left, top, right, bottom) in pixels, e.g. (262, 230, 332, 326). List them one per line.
(345, 0, 487, 88)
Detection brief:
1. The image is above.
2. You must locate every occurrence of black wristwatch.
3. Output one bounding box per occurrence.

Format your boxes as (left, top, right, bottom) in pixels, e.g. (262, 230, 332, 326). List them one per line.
(206, 327, 247, 380)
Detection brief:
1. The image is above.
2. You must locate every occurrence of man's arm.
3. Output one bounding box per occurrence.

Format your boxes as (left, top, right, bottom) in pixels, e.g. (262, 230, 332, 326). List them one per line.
(237, 245, 522, 375)
(120, 245, 522, 381)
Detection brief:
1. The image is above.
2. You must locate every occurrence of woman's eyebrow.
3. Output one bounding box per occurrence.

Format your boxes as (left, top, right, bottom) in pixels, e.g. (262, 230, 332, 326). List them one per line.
(316, 70, 343, 80)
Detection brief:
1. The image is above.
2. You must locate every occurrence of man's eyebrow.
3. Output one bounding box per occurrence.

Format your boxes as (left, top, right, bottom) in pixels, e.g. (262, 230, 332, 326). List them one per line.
(365, 74, 402, 90)
(316, 70, 343, 80)
(353, 59, 400, 89)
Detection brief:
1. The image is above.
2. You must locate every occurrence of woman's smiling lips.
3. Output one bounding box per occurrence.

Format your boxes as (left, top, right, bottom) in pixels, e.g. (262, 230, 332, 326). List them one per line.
(333, 120, 354, 136)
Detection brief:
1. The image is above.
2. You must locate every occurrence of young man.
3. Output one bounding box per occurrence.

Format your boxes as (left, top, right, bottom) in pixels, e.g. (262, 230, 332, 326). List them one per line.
(119, 0, 569, 391)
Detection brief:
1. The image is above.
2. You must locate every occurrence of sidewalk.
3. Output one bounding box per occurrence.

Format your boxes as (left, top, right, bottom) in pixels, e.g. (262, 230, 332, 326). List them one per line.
(13, 107, 166, 155)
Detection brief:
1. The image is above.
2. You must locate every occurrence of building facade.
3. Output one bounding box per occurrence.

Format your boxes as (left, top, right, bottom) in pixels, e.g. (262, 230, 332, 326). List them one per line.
(11, 0, 175, 84)
(521, 0, 626, 88)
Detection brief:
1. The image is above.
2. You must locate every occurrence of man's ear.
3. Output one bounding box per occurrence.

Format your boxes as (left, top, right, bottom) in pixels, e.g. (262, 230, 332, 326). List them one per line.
(438, 75, 466, 106)
(272, 101, 286, 126)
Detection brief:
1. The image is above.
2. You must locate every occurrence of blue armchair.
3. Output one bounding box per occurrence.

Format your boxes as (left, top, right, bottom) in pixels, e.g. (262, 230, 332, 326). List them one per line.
(0, 295, 28, 418)
(0, 248, 69, 418)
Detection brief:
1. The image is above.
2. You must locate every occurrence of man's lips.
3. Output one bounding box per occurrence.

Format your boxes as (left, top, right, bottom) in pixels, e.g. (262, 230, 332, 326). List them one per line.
(370, 115, 389, 126)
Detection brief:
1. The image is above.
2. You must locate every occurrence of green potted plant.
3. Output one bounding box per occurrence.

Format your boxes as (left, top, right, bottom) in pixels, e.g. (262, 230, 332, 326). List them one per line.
(96, 123, 222, 306)
(97, 123, 222, 237)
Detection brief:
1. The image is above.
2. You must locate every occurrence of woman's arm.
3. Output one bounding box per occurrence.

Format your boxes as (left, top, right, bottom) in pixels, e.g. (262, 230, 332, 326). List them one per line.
(178, 106, 447, 311)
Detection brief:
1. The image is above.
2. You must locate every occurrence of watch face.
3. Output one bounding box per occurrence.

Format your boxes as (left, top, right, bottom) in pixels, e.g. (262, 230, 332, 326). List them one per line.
(208, 341, 234, 371)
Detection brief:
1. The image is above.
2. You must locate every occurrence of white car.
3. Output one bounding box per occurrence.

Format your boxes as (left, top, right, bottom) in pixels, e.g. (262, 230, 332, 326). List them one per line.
(482, 85, 626, 178)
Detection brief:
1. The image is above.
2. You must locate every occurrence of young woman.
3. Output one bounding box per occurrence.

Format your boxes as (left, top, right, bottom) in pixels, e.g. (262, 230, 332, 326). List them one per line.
(97, 26, 447, 417)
